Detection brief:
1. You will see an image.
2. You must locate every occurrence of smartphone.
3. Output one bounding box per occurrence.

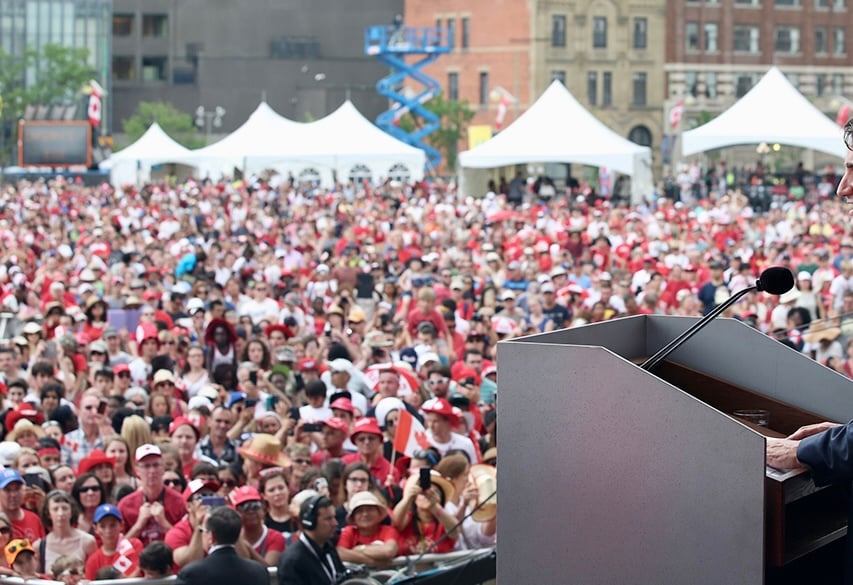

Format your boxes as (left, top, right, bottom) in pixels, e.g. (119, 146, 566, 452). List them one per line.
(23, 473, 47, 491)
(302, 422, 323, 432)
(97, 401, 108, 415)
(245, 398, 258, 409)
(418, 467, 432, 491)
(266, 395, 279, 410)
(248, 371, 258, 385)
(199, 495, 227, 507)
(43, 341, 57, 360)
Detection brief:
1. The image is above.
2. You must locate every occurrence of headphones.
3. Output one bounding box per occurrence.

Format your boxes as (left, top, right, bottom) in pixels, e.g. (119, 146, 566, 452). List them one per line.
(300, 494, 331, 530)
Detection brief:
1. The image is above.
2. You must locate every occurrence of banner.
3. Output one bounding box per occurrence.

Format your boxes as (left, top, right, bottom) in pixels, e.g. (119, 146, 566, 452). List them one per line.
(468, 125, 492, 150)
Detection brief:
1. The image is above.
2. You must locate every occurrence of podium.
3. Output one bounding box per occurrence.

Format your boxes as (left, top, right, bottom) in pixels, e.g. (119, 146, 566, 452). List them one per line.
(497, 316, 853, 585)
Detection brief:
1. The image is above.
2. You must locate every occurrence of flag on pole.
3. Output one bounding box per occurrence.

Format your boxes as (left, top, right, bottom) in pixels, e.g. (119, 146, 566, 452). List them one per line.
(491, 86, 516, 130)
(88, 80, 103, 128)
(669, 100, 685, 129)
(393, 408, 431, 456)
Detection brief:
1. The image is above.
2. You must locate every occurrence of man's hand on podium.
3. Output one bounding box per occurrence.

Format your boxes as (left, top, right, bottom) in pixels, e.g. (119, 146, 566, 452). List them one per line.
(766, 438, 804, 471)
(786, 421, 842, 441)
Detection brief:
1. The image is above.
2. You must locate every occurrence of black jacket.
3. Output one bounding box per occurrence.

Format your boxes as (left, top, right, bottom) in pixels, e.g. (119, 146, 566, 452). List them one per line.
(177, 546, 269, 585)
(277, 534, 345, 585)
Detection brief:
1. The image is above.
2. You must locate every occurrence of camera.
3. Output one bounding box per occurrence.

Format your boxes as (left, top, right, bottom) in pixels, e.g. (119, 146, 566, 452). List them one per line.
(418, 467, 432, 491)
(302, 422, 323, 432)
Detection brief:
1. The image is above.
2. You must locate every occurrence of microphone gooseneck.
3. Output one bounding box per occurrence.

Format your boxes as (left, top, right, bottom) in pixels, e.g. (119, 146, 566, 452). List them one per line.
(641, 266, 794, 372)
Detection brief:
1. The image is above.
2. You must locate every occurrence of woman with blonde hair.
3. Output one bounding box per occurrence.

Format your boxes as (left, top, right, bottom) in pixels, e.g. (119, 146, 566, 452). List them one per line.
(104, 436, 137, 493)
(120, 415, 152, 458)
(12, 448, 39, 473)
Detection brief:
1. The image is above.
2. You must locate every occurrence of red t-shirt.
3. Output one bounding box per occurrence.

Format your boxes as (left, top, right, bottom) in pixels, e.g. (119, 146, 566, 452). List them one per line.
(341, 453, 400, 485)
(84, 537, 143, 579)
(338, 524, 398, 549)
(10, 510, 45, 541)
(164, 517, 193, 551)
(396, 514, 455, 556)
(254, 526, 285, 556)
(118, 487, 187, 546)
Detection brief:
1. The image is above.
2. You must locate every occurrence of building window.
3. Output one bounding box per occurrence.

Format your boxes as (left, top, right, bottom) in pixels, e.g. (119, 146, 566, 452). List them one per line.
(734, 0, 759, 4)
(705, 72, 718, 98)
(448, 72, 459, 101)
(461, 17, 469, 49)
(593, 17, 607, 48)
(142, 14, 168, 37)
(685, 72, 698, 97)
(775, 0, 799, 5)
(628, 125, 652, 147)
(479, 71, 488, 106)
(141, 56, 167, 82)
(633, 17, 647, 49)
(588, 71, 598, 105)
(603, 72, 612, 106)
(447, 18, 456, 48)
(113, 14, 133, 36)
(833, 73, 844, 94)
(112, 56, 134, 80)
(816, 74, 826, 96)
(835, 27, 846, 55)
(735, 74, 755, 97)
(786, 72, 799, 88)
(349, 164, 372, 184)
(818, 0, 846, 7)
(816, 27, 828, 54)
(551, 70, 566, 85)
(704, 23, 719, 52)
(633, 72, 647, 106)
(775, 26, 800, 53)
(734, 25, 760, 53)
(686, 22, 699, 51)
(552, 15, 567, 47)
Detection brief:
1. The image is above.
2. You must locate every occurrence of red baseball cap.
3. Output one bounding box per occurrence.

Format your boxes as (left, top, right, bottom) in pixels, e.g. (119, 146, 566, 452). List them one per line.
(229, 485, 262, 507)
(422, 397, 461, 426)
(169, 416, 200, 439)
(330, 397, 355, 414)
(182, 478, 220, 502)
(350, 417, 383, 439)
(297, 358, 319, 372)
(113, 363, 130, 375)
(323, 417, 349, 435)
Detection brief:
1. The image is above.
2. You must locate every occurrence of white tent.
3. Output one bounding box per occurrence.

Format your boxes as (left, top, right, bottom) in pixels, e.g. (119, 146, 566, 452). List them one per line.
(299, 100, 425, 182)
(682, 67, 845, 157)
(458, 80, 653, 202)
(100, 122, 195, 186)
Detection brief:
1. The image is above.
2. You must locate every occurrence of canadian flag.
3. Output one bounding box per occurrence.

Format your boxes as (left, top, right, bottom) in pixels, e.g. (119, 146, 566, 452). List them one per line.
(393, 408, 432, 456)
(88, 80, 103, 128)
(669, 100, 685, 129)
(493, 86, 516, 130)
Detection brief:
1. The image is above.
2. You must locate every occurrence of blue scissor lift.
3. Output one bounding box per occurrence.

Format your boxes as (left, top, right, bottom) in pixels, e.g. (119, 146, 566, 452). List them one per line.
(365, 25, 452, 171)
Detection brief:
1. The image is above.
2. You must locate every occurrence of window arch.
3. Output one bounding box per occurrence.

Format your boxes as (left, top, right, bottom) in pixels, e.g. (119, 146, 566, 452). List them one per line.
(348, 164, 372, 184)
(628, 125, 652, 147)
(297, 167, 321, 185)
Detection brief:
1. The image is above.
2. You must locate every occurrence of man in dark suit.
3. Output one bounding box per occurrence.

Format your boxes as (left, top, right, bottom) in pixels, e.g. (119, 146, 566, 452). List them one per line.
(277, 495, 346, 585)
(766, 116, 853, 584)
(177, 507, 269, 585)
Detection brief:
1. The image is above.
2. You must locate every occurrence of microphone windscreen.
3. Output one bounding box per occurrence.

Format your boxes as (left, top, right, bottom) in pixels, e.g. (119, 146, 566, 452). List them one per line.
(758, 266, 795, 295)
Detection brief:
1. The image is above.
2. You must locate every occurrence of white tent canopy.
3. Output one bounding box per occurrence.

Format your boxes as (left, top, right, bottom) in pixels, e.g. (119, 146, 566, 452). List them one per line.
(99, 122, 194, 186)
(458, 80, 653, 202)
(682, 67, 845, 157)
(299, 100, 425, 182)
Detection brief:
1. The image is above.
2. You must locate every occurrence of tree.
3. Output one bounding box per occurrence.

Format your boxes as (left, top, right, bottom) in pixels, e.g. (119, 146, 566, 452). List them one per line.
(122, 101, 204, 149)
(0, 44, 96, 163)
(398, 94, 475, 172)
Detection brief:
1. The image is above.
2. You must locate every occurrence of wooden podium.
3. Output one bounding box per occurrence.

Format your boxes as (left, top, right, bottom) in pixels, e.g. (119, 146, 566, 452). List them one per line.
(498, 316, 853, 585)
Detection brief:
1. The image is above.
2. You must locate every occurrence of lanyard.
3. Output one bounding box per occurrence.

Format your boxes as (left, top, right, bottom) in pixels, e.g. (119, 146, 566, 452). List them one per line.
(298, 533, 336, 584)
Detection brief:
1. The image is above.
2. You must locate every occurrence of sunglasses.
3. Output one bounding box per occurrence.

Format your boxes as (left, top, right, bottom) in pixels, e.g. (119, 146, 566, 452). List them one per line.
(79, 485, 101, 494)
(219, 478, 238, 488)
(237, 501, 263, 512)
(428, 377, 449, 386)
(164, 479, 183, 487)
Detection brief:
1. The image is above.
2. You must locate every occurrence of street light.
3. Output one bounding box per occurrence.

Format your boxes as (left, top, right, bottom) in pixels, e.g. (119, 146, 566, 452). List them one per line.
(195, 106, 226, 144)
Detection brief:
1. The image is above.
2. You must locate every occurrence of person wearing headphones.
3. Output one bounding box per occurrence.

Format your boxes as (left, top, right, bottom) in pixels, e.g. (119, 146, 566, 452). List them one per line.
(276, 495, 345, 585)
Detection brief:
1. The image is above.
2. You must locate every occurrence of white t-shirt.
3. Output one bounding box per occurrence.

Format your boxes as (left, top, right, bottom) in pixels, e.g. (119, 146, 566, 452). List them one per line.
(426, 431, 478, 464)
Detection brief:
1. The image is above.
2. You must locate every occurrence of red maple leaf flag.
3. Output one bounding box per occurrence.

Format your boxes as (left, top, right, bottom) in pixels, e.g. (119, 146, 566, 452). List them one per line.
(669, 100, 684, 129)
(394, 408, 430, 456)
(88, 80, 103, 128)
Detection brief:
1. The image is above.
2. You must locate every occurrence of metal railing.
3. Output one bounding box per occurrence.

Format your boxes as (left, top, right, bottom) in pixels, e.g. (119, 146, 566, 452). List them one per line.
(0, 548, 495, 585)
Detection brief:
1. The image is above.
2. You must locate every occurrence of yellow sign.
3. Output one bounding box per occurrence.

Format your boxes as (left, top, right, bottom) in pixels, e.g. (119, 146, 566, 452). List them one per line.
(468, 125, 492, 150)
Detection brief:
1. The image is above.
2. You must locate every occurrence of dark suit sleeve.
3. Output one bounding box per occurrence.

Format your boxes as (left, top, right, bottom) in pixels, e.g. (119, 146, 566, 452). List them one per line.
(277, 551, 304, 585)
(798, 422, 853, 486)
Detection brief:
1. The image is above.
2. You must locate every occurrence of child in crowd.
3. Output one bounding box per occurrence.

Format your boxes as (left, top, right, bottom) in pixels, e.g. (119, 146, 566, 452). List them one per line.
(85, 504, 143, 580)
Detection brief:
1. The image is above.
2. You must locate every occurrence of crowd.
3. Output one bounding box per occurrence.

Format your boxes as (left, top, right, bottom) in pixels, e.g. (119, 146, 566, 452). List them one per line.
(0, 162, 847, 582)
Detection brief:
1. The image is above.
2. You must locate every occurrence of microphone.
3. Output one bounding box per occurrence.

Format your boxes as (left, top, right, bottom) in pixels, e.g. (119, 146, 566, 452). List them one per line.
(641, 266, 795, 372)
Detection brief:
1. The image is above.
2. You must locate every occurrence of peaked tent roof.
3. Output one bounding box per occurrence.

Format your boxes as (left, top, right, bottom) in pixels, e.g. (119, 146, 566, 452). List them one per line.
(682, 67, 845, 157)
(458, 80, 650, 176)
(99, 122, 192, 169)
(179, 102, 305, 164)
(293, 100, 425, 177)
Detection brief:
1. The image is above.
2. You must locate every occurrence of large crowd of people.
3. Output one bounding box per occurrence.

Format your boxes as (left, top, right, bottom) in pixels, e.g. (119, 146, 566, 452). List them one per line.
(0, 160, 847, 582)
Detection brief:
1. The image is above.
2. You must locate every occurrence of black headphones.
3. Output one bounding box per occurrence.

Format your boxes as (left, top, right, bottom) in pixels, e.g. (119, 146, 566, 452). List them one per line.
(300, 494, 331, 530)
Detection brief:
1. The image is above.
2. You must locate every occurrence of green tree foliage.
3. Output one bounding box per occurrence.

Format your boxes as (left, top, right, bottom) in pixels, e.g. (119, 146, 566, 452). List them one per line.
(399, 94, 475, 172)
(0, 44, 96, 162)
(122, 101, 204, 149)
